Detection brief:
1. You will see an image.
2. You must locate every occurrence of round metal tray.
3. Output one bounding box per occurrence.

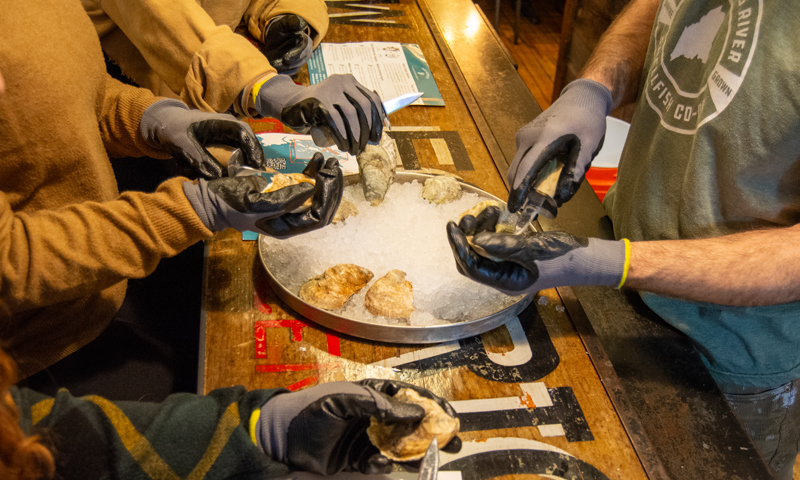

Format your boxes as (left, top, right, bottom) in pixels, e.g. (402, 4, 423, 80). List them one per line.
(258, 171, 533, 344)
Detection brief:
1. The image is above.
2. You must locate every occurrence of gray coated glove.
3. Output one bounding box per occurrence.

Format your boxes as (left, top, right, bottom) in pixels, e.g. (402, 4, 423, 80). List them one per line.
(255, 74, 385, 156)
(140, 99, 267, 179)
(183, 153, 343, 238)
(447, 206, 627, 294)
(261, 14, 314, 76)
(256, 379, 461, 475)
(506, 79, 612, 215)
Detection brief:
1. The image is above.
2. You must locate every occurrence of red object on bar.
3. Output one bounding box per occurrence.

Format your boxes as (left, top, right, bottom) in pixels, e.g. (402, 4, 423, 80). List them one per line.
(585, 166, 618, 202)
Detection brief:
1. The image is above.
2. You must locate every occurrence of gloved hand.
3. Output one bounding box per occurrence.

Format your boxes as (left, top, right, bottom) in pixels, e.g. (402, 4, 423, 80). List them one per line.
(183, 152, 343, 238)
(255, 74, 385, 156)
(256, 379, 462, 475)
(140, 99, 266, 179)
(447, 206, 628, 293)
(261, 14, 314, 76)
(506, 79, 613, 215)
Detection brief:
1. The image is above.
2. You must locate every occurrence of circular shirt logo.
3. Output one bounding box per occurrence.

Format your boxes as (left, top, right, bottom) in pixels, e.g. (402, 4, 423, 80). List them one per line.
(645, 0, 761, 134)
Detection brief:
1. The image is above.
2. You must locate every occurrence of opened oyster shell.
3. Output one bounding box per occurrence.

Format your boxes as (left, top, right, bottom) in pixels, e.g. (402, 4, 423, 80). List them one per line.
(458, 200, 515, 234)
(367, 388, 460, 462)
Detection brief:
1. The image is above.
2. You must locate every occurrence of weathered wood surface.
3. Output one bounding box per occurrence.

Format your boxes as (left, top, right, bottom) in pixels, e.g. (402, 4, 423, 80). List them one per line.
(202, 1, 649, 479)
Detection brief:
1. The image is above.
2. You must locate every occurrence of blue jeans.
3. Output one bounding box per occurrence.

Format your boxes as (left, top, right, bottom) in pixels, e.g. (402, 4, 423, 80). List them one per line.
(721, 379, 800, 480)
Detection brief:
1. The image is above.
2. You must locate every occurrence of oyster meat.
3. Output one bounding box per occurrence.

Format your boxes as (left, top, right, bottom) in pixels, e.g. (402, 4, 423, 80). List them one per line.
(422, 176, 462, 204)
(367, 388, 460, 462)
(357, 142, 395, 206)
(364, 270, 414, 318)
(298, 264, 374, 310)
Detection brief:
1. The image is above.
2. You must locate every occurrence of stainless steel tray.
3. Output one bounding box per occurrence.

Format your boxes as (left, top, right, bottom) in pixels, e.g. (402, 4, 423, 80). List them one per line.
(257, 171, 533, 344)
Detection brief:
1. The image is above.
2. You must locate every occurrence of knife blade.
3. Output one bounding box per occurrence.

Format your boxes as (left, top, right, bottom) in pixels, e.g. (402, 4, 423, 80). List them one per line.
(513, 158, 563, 234)
(383, 91, 424, 116)
(417, 437, 439, 480)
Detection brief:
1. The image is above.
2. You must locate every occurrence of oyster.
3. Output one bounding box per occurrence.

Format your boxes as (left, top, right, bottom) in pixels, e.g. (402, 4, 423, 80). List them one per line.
(365, 270, 414, 318)
(298, 264, 374, 310)
(459, 200, 515, 234)
(422, 176, 462, 204)
(331, 199, 358, 224)
(266, 173, 315, 211)
(266, 173, 314, 192)
(357, 142, 395, 206)
(367, 388, 460, 462)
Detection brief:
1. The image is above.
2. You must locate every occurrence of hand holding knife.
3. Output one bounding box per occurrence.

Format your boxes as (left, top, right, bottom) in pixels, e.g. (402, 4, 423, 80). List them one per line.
(310, 91, 424, 147)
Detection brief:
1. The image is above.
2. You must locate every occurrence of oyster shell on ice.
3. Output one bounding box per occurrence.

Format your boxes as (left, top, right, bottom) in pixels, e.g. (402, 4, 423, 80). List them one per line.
(298, 264, 374, 310)
(422, 175, 462, 204)
(364, 270, 414, 318)
(367, 388, 460, 462)
(331, 199, 358, 224)
(357, 142, 395, 206)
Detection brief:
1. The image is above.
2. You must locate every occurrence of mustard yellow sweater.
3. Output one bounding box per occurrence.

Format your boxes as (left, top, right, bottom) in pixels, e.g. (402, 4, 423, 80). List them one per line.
(0, 0, 213, 377)
(81, 0, 330, 113)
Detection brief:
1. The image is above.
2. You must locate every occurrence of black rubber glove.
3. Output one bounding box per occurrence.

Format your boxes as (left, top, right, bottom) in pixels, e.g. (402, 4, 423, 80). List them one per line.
(447, 206, 627, 294)
(140, 99, 266, 179)
(183, 153, 343, 238)
(256, 379, 462, 475)
(255, 74, 385, 156)
(261, 14, 314, 76)
(506, 79, 612, 215)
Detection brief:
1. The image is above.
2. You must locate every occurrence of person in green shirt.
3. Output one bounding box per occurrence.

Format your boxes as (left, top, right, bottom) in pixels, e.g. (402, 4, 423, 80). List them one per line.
(447, 0, 800, 478)
(0, 345, 461, 480)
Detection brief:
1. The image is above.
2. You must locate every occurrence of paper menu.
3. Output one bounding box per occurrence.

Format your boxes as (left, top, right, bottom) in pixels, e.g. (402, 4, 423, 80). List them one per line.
(307, 42, 445, 107)
(256, 133, 359, 175)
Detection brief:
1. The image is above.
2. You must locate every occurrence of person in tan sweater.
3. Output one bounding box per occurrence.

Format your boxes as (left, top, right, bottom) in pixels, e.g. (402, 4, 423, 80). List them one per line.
(0, 0, 343, 390)
(83, 0, 386, 156)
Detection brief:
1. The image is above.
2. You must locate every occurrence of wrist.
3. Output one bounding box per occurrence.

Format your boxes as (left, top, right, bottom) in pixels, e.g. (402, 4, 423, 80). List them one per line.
(182, 180, 219, 232)
(140, 99, 190, 148)
(559, 79, 613, 117)
(538, 236, 627, 288)
(254, 74, 303, 119)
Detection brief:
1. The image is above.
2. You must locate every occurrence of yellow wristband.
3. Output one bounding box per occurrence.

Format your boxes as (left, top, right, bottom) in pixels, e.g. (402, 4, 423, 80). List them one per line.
(251, 75, 273, 106)
(249, 409, 261, 446)
(616, 238, 631, 289)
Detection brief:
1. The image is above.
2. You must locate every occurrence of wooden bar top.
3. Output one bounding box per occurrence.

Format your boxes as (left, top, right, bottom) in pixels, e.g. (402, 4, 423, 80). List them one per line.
(200, 0, 773, 479)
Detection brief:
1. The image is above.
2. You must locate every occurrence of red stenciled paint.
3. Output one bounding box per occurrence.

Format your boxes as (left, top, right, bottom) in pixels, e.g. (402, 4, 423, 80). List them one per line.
(253, 278, 273, 315)
(253, 320, 344, 381)
(256, 362, 340, 373)
(286, 375, 319, 391)
(327, 333, 341, 357)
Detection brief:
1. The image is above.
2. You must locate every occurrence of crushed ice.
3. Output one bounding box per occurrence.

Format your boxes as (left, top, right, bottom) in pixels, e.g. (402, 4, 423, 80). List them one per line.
(260, 180, 524, 326)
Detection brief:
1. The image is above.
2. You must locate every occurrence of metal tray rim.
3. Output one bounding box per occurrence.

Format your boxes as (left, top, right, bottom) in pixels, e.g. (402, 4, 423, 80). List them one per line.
(258, 171, 533, 344)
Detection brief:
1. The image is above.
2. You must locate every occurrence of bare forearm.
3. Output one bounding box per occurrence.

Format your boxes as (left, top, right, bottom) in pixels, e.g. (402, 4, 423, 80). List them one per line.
(580, 0, 660, 109)
(626, 224, 800, 306)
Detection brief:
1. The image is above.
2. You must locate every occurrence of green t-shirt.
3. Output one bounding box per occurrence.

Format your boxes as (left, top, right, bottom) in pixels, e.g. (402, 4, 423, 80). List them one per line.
(604, 0, 800, 387)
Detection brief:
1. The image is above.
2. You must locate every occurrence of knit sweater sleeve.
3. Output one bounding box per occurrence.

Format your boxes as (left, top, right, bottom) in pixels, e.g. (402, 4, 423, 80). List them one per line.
(0, 177, 212, 317)
(12, 385, 291, 480)
(97, 75, 170, 158)
(92, 0, 278, 113)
